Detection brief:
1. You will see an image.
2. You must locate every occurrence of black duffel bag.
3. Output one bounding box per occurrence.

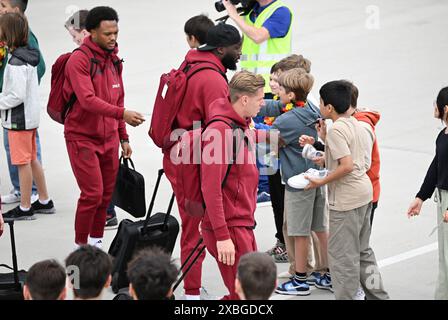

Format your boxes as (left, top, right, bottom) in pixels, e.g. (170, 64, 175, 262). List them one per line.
(112, 157, 146, 218)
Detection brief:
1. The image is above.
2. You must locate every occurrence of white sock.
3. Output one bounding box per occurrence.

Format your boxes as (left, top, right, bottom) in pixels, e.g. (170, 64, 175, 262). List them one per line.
(20, 206, 30, 212)
(185, 294, 200, 300)
(88, 237, 103, 249)
(73, 243, 81, 251)
(39, 198, 50, 205)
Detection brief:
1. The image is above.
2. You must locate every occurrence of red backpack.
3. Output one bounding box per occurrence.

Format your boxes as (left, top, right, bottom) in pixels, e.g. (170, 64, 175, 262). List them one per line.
(47, 46, 122, 124)
(149, 61, 226, 151)
(174, 117, 243, 217)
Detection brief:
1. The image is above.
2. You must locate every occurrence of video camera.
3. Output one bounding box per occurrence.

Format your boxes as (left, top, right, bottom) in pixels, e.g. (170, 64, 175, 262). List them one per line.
(214, 0, 256, 12)
(214, 0, 257, 22)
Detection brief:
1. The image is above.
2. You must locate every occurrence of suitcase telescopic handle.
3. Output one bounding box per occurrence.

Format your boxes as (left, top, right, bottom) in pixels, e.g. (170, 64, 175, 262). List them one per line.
(142, 193, 175, 234)
(7, 221, 20, 287)
(142, 169, 164, 229)
(173, 238, 206, 292)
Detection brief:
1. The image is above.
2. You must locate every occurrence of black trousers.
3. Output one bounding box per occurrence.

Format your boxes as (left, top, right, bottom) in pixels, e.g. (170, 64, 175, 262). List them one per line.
(268, 170, 285, 244)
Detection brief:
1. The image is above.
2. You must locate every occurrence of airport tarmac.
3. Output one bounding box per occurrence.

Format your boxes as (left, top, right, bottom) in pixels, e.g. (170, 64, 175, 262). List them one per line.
(1, 0, 447, 300)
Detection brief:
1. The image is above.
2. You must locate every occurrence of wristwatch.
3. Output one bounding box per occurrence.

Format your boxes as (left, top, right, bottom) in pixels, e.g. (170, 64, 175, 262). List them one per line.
(120, 139, 129, 144)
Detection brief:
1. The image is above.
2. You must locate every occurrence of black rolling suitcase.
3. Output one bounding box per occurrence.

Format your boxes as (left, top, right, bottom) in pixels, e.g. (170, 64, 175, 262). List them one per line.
(0, 221, 27, 300)
(108, 169, 180, 293)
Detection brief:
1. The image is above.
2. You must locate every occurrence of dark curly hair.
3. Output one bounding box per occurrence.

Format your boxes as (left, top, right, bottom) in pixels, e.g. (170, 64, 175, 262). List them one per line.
(85, 6, 119, 32)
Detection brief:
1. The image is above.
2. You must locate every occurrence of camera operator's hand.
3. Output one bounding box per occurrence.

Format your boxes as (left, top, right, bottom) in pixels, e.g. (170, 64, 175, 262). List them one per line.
(123, 110, 145, 127)
(223, 0, 239, 19)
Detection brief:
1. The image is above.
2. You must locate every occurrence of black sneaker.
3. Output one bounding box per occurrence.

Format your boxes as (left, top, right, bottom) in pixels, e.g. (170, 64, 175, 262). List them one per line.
(3, 205, 36, 221)
(31, 200, 56, 214)
(105, 215, 118, 229)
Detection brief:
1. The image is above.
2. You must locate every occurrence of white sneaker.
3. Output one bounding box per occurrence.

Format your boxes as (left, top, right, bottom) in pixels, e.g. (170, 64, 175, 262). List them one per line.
(200, 287, 220, 300)
(31, 194, 39, 203)
(354, 287, 366, 300)
(179, 287, 220, 301)
(287, 169, 328, 189)
(1, 191, 21, 204)
(302, 144, 324, 160)
(1, 191, 39, 204)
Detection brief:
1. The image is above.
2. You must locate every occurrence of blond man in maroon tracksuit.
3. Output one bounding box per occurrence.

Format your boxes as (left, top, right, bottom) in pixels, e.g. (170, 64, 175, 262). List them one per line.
(201, 71, 265, 300)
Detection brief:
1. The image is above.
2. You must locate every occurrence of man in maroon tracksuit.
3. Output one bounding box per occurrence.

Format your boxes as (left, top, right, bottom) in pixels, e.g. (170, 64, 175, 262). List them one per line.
(163, 24, 242, 299)
(201, 71, 265, 300)
(63, 7, 144, 247)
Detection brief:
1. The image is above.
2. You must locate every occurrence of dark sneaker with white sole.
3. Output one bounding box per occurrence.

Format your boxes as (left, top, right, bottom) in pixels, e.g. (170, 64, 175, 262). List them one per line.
(31, 200, 56, 214)
(314, 273, 333, 292)
(275, 279, 310, 296)
(3, 206, 36, 221)
(105, 215, 118, 229)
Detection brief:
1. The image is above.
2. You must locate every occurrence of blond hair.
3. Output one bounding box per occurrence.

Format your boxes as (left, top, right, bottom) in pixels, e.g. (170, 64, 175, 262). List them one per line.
(278, 68, 314, 103)
(229, 71, 265, 103)
(271, 54, 312, 74)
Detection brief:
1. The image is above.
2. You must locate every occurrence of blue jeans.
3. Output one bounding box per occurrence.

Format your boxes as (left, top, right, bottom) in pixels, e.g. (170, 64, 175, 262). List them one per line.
(3, 127, 42, 194)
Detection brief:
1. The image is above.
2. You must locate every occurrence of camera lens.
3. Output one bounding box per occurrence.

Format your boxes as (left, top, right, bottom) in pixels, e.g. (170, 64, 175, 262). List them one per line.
(215, 0, 226, 12)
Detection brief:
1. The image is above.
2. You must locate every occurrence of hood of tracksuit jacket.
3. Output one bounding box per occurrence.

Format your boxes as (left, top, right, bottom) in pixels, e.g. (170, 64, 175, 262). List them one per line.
(354, 109, 381, 128)
(184, 49, 227, 74)
(11, 46, 40, 67)
(271, 101, 321, 190)
(200, 97, 258, 241)
(207, 96, 251, 129)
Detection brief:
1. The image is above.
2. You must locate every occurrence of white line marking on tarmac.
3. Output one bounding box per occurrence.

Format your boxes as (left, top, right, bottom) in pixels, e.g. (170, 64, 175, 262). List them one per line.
(377, 242, 437, 268)
(271, 242, 438, 299)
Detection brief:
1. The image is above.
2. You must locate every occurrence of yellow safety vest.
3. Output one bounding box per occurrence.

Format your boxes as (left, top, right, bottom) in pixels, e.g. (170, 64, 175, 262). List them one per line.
(240, 0, 293, 92)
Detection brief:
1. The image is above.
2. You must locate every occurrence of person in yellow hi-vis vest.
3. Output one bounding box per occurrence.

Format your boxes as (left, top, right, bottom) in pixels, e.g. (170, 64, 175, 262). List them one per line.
(223, 0, 293, 95)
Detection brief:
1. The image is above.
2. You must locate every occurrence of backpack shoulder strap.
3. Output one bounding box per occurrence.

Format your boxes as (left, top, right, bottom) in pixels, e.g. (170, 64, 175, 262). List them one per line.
(184, 62, 228, 82)
(74, 46, 99, 78)
(203, 117, 242, 188)
(112, 57, 124, 75)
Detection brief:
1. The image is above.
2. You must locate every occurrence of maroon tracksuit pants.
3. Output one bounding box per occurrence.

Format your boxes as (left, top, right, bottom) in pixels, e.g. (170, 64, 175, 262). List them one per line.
(202, 227, 257, 300)
(163, 154, 206, 296)
(66, 139, 119, 244)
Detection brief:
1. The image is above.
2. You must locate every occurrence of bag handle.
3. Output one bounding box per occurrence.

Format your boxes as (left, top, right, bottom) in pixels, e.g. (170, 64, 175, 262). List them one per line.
(119, 156, 135, 170)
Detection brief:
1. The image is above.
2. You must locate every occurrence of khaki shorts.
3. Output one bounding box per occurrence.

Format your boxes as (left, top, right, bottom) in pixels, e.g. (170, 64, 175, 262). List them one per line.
(285, 187, 327, 236)
(8, 129, 37, 165)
